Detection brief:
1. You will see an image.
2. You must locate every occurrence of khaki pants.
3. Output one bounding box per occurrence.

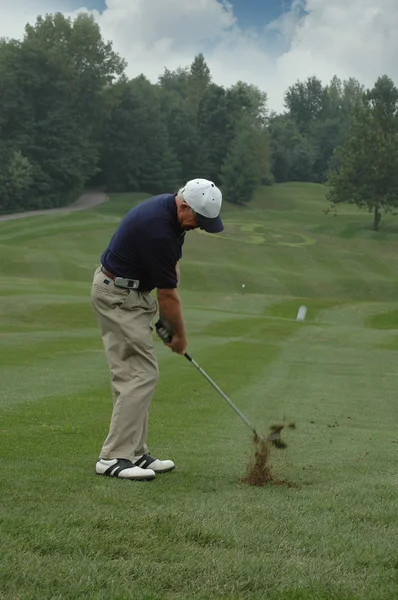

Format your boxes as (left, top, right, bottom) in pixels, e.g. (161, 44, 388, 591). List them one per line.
(91, 266, 159, 460)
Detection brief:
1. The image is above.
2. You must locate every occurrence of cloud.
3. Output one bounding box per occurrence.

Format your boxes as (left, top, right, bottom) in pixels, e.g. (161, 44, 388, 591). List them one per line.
(68, 0, 237, 83)
(1, 0, 398, 112)
(264, 0, 306, 55)
(0, 0, 69, 40)
(272, 0, 398, 107)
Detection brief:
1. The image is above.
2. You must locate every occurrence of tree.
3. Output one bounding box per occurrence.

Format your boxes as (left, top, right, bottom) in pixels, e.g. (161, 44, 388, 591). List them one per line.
(308, 76, 365, 182)
(100, 76, 180, 193)
(220, 122, 265, 205)
(188, 53, 211, 116)
(322, 76, 343, 120)
(326, 76, 398, 231)
(309, 117, 346, 182)
(158, 56, 213, 181)
(284, 76, 326, 133)
(195, 83, 230, 183)
(341, 77, 365, 118)
(158, 84, 200, 182)
(0, 12, 125, 211)
(289, 136, 318, 182)
(268, 114, 316, 182)
(158, 57, 271, 188)
(226, 81, 268, 129)
(270, 75, 366, 184)
(0, 147, 33, 212)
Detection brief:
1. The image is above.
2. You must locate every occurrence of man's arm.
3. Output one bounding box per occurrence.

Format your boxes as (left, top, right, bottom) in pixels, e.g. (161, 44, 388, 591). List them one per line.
(157, 287, 187, 355)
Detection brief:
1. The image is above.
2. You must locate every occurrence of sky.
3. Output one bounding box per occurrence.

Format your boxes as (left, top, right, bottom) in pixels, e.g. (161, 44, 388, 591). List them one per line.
(0, 0, 397, 112)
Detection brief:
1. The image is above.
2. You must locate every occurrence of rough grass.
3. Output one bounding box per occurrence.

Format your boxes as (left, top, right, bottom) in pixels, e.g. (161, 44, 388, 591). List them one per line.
(0, 183, 397, 600)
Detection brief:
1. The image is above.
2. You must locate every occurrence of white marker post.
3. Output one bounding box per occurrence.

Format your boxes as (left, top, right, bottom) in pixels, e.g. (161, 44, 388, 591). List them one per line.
(296, 305, 307, 322)
(242, 283, 245, 295)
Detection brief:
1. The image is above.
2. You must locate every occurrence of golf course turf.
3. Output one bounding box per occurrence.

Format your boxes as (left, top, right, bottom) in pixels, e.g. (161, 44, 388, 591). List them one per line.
(0, 182, 397, 599)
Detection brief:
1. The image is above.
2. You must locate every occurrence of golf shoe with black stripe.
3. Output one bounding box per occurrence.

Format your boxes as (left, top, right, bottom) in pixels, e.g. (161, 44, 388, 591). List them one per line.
(133, 453, 175, 473)
(96, 458, 156, 480)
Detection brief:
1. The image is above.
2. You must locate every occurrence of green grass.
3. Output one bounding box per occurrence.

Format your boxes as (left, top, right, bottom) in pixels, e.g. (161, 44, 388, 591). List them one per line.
(1, 182, 398, 599)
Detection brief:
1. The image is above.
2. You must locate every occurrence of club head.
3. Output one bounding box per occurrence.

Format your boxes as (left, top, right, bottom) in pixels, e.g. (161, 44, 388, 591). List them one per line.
(254, 425, 287, 449)
(268, 430, 287, 448)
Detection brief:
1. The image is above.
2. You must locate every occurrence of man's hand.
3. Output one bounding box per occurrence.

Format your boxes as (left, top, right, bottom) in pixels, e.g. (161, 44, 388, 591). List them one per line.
(157, 288, 187, 354)
(155, 316, 187, 355)
(166, 334, 187, 355)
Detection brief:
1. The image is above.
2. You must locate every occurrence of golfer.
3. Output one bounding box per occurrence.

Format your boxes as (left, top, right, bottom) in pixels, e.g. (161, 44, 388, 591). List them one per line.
(91, 179, 224, 480)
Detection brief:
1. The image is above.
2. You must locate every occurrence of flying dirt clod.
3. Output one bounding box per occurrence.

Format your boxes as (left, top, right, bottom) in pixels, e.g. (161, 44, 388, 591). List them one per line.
(241, 423, 296, 487)
(241, 434, 275, 486)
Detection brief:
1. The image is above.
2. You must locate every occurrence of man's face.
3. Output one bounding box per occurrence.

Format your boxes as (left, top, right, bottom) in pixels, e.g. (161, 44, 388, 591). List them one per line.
(179, 202, 200, 230)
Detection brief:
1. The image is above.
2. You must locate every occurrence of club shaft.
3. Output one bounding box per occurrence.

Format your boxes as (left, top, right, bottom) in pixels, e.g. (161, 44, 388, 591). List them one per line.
(184, 353, 257, 436)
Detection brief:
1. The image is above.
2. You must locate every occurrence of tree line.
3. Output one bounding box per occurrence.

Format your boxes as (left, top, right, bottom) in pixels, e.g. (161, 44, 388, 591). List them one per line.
(1, 12, 398, 230)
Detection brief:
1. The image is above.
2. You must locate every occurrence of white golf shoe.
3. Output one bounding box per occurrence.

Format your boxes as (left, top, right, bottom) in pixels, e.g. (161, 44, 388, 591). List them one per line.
(96, 458, 156, 480)
(133, 453, 175, 473)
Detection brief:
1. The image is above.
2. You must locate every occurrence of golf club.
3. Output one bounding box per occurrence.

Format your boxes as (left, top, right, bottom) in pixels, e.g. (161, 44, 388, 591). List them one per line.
(155, 318, 284, 447)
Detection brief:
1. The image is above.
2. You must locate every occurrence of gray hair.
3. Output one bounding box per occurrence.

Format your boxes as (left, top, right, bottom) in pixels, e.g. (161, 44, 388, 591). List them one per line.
(176, 187, 185, 202)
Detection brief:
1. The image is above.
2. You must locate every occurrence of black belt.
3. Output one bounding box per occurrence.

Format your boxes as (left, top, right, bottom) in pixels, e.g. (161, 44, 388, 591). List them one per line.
(101, 267, 116, 280)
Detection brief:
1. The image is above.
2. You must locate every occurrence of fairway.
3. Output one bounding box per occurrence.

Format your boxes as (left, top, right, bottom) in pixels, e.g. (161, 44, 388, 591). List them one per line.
(1, 182, 397, 600)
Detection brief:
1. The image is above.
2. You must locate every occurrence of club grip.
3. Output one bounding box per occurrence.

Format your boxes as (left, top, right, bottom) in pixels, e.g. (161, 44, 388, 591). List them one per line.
(155, 318, 173, 343)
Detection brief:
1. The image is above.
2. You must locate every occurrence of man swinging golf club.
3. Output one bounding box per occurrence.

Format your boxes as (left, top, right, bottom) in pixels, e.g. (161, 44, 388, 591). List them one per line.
(91, 178, 224, 481)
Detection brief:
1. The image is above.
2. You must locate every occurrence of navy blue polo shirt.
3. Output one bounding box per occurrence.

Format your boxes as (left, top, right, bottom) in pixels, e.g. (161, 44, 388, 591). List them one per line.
(100, 193, 185, 291)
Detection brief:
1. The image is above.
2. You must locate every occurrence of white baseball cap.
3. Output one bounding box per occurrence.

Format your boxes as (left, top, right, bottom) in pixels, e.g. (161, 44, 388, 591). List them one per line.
(180, 178, 223, 233)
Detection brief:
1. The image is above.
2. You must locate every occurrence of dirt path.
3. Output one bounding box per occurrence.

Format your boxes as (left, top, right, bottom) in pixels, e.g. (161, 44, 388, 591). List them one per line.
(0, 190, 109, 223)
